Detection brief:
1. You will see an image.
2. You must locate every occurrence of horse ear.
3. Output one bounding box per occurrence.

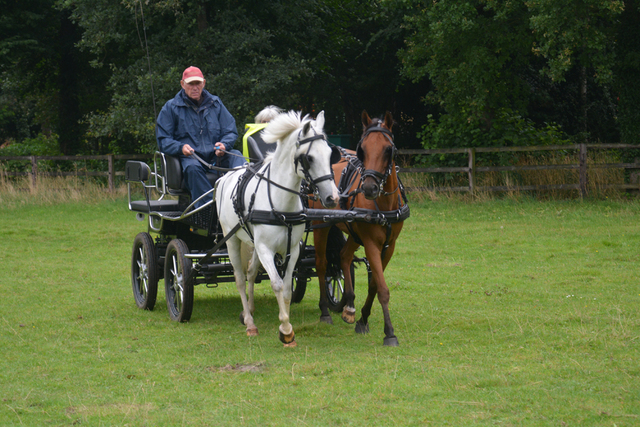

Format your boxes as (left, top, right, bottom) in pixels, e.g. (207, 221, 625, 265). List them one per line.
(316, 110, 325, 130)
(361, 110, 371, 129)
(384, 111, 394, 131)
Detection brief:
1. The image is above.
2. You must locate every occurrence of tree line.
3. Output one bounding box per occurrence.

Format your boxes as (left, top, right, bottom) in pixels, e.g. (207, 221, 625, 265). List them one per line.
(1, 0, 639, 158)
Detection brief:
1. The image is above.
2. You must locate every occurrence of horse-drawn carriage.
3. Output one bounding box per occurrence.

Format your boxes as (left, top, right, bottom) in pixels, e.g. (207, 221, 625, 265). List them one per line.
(125, 110, 409, 346)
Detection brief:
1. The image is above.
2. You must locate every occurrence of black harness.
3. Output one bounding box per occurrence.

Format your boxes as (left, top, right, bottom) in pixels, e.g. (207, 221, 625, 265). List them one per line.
(356, 125, 397, 196)
(337, 123, 410, 260)
(230, 129, 338, 275)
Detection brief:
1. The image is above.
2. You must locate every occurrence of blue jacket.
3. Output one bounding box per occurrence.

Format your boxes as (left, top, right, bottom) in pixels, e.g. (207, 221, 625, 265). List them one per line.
(156, 89, 238, 160)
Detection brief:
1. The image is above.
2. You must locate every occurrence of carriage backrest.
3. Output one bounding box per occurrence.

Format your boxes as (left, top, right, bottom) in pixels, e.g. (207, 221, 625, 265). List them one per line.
(154, 152, 218, 199)
(125, 161, 150, 182)
(163, 154, 184, 191)
(247, 133, 276, 162)
(154, 152, 189, 197)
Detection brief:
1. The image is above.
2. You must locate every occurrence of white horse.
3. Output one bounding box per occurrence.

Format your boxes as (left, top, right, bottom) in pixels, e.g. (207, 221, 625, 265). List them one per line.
(215, 110, 339, 346)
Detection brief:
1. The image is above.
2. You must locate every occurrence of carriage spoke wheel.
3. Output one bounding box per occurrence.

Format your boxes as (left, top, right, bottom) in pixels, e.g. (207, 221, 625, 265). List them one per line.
(164, 239, 194, 322)
(131, 232, 158, 310)
(326, 261, 355, 313)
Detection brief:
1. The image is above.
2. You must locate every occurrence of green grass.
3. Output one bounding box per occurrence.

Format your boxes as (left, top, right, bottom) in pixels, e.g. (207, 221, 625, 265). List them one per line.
(1, 195, 639, 426)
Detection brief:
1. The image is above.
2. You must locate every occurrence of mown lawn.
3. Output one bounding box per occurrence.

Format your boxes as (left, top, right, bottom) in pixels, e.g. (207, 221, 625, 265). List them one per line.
(1, 196, 638, 426)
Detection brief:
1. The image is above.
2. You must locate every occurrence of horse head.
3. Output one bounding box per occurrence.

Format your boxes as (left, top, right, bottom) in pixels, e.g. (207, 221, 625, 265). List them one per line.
(295, 111, 340, 208)
(263, 110, 339, 209)
(357, 110, 396, 200)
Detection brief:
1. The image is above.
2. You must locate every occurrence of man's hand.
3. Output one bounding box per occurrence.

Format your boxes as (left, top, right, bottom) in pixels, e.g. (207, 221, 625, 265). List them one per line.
(214, 142, 226, 157)
(182, 144, 195, 156)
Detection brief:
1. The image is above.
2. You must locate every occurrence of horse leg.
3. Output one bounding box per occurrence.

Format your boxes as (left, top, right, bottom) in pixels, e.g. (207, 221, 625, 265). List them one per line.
(227, 237, 258, 336)
(278, 254, 299, 347)
(359, 239, 399, 346)
(255, 242, 297, 347)
(355, 264, 376, 335)
(340, 238, 360, 324)
(242, 245, 260, 325)
(379, 238, 399, 346)
(312, 226, 333, 324)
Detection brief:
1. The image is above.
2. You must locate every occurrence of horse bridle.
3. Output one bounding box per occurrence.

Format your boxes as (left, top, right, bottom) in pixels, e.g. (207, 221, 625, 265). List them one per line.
(355, 121, 397, 196)
(294, 129, 341, 196)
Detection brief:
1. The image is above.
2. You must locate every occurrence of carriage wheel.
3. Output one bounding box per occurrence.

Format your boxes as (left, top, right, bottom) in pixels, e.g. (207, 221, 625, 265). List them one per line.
(291, 241, 315, 304)
(164, 239, 194, 322)
(131, 232, 158, 310)
(326, 261, 355, 313)
(291, 275, 307, 303)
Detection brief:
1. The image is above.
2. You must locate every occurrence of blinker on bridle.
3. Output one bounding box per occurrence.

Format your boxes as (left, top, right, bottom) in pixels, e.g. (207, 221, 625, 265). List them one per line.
(294, 129, 341, 191)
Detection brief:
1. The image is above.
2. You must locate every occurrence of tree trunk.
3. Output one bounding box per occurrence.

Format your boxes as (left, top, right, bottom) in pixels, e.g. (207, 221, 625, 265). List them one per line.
(580, 66, 588, 143)
(58, 9, 81, 155)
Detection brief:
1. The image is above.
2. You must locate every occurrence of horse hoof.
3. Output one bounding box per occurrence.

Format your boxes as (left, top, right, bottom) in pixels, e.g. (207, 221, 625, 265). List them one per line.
(279, 330, 295, 345)
(383, 336, 399, 347)
(341, 307, 356, 324)
(320, 315, 333, 325)
(246, 326, 258, 337)
(355, 321, 369, 334)
(283, 340, 297, 348)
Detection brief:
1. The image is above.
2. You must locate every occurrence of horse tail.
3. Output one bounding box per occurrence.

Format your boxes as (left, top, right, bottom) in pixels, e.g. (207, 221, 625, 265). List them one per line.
(325, 225, 345, 277)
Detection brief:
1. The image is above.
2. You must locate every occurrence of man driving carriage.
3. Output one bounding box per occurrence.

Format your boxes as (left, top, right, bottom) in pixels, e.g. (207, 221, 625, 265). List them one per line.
(156, 66, 246, 207)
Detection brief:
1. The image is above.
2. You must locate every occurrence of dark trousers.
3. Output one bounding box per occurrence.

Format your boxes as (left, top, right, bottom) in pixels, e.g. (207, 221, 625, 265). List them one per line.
(182, 149, 246, 207)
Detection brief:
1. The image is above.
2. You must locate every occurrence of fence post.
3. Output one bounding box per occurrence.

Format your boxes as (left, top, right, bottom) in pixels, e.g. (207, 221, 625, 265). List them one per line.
(579, 143, 588, 197)
(30, 156, 37, 187)
(108, 154, 115, 192)
(468, 148, 476, 192)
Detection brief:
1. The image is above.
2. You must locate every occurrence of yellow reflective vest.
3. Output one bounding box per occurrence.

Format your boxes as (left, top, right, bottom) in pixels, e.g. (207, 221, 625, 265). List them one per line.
(242, 123, 268, 161)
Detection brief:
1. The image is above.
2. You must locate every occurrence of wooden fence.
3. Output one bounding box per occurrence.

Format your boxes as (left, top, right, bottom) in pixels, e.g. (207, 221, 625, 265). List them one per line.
(0, 154, 151, 192)
(397, 143, 640, 196)
(2, 143, 640, 195)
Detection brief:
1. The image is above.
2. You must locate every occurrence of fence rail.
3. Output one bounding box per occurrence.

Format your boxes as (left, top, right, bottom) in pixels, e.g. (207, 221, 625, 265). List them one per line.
(2, 144, 640, 194)
(397, 143, 640, 195)
(0, 154, 152, 191)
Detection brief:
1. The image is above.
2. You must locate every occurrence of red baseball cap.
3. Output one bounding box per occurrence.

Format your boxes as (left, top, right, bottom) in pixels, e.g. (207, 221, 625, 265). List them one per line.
(182, 66, 204, 83)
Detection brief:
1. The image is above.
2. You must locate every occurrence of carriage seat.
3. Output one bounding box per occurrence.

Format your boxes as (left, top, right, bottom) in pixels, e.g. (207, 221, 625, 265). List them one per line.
(246, 132, 276, 162)
(126, 154, 218, 214)
(161, 153, 218, 195)
(125, 160, 182, 213)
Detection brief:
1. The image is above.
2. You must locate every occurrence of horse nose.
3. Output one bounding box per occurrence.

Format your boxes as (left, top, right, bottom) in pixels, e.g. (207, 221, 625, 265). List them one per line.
(363, 182, 379, 199)
(325, 194, 338, 208)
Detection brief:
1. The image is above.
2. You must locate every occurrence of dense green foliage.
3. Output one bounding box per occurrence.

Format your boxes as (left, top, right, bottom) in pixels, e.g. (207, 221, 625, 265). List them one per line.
(1, 0, 640, 157)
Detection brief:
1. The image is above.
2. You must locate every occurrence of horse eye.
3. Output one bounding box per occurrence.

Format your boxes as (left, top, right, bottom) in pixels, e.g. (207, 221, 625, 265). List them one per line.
(306, 155, 313, 164)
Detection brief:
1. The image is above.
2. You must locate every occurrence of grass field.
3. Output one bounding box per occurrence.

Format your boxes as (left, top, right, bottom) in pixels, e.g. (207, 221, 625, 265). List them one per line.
(1, 191, 639, 426)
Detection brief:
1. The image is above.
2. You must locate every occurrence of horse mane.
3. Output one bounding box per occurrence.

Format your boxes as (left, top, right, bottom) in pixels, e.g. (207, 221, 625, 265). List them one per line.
(262, 110, 307, 145)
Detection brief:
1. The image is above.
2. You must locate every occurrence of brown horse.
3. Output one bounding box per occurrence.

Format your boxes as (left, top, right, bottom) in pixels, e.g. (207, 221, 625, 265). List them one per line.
(310, 111, 409, 346)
